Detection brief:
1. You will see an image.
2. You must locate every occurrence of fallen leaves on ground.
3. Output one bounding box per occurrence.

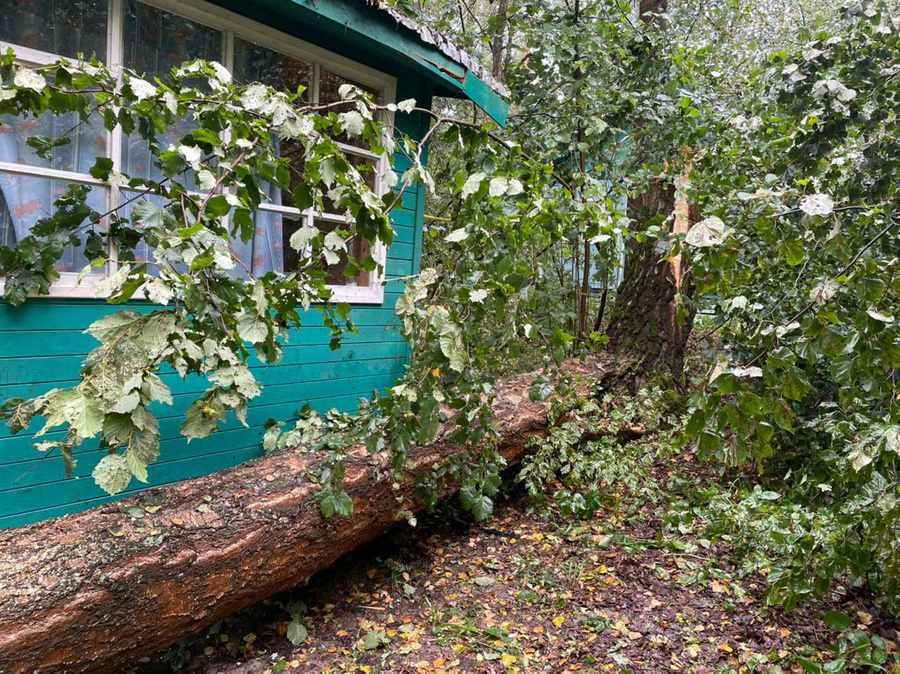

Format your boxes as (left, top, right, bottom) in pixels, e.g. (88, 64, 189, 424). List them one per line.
(141, 459, 897, 674)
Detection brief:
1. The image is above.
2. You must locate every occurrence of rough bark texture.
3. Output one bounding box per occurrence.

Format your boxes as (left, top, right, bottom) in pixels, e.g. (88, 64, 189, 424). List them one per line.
(605, 180, 696, 391)
(0, 356, 605, 674)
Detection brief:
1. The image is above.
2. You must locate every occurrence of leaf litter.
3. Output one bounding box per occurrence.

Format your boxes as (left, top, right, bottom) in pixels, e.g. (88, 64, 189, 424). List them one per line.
(138, 454, 898, 673)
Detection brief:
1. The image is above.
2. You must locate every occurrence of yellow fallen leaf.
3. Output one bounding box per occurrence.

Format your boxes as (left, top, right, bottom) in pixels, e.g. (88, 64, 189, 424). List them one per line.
(718, 642, 733, 653)
(501, 653, 517, 667)
(366, 569, 377, 579)
(710, 580, 730, 595)
(552, 616, 565, 628)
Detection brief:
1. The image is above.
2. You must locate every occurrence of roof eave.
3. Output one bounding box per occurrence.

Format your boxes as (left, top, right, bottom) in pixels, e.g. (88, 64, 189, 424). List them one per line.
(277, 0, 510, 125)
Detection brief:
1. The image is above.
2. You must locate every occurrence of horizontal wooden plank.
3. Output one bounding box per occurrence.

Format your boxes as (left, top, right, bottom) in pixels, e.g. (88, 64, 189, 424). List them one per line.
(0, 324, 409, 386)
(0, 388, 371, 514)
(0, 358, 407, 447)
(0, 369, 404, 488)
(0, 321, 404, 358)
(0, 351, 407, 402)
(1, 347, 408, 444)
(0, 445, 267, 520)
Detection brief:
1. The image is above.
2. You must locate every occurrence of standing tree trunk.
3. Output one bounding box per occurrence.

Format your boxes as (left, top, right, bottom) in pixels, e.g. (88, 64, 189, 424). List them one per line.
(604, 178, 696, 390)
(603, 0, 696, 391)
(490, 0, 511, 82)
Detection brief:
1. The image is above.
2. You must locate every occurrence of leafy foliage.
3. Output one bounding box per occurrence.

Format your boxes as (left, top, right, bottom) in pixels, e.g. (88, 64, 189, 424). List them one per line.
(0, 52, 396, 494)
(679, 3, 900, 612)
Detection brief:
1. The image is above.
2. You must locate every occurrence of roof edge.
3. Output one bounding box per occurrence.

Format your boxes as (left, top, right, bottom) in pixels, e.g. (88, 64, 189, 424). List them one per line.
(368, 0, 509, 100)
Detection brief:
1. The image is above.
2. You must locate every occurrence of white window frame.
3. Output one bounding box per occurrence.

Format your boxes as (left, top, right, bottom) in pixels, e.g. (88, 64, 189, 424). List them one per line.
(0, 0, 396, 304)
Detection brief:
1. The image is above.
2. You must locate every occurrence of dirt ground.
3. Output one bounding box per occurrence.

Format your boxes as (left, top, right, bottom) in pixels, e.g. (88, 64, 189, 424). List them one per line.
(136, 453, 899, 674)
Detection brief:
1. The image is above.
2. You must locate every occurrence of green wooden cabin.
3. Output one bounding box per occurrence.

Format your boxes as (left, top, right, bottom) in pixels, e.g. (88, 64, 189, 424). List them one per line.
(0, 0, 507, 528)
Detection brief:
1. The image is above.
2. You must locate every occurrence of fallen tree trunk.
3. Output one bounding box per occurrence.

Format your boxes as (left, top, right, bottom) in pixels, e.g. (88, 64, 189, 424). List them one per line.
(0, 356, 605, 673)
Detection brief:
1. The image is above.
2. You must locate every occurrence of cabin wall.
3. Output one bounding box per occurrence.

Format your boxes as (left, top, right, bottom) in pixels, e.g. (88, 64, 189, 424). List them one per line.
(0, 75, 433, 529)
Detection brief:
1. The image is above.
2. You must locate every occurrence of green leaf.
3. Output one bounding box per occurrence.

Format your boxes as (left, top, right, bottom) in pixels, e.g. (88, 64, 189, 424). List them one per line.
(89, 157, 115, 180)
(292, 184, 314, 211)
(824, 611, 853, 632)
(181, 398, 222, 441)
(333, 490, 353, 517)
(286, 620, 308, 646)
(362, 630, 387, 650)
(92, 453, 132, 495)
(132, 201, 171, 230)
(781, 239, 805, 266)
(438, 321, 466, 372)
(289, 225, 318, 252)
(237, 311, 269, 344)
(684, 216, 727, 247)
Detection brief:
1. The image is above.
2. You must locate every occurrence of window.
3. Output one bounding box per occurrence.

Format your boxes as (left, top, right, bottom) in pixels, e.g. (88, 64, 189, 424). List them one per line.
(0, 0, 395, 303)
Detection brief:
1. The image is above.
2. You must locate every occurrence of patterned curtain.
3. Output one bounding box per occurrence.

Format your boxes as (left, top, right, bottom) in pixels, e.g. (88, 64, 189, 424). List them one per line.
(0, 0, 108, 272)
(0, 0, 286, 278)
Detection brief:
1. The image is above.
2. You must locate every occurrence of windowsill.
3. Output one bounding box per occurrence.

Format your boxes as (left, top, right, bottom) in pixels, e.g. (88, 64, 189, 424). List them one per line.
(0, 276, 387, 305)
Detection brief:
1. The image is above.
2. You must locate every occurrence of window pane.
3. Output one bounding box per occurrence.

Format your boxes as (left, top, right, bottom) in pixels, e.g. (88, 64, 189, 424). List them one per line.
(313, 217, 370, 287)
(319, 71, 381, 148)
(123, 1, 223, 78)
(320, 152, 378, 214)
(279, 212, 306, 275)
(284, 216, 370, 285)
(122, 1, 223, 182)
(0, 86, 107, 175)
(233, 38, 310, 100)
(0, 0, 107, 59)
(0, 176, 106, 272)
(232, 207, 285, 278)
(319, 70, 380, 105)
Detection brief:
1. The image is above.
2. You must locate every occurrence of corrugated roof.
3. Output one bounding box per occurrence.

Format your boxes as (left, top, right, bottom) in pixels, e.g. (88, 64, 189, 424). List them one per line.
(364, 0, 510, 100)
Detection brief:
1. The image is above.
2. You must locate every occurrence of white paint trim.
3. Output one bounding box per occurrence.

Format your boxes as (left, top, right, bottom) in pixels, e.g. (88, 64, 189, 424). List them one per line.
(0, 272, 106, 299)
(0, 42, 61, 67)
(0, 162, 106, 186)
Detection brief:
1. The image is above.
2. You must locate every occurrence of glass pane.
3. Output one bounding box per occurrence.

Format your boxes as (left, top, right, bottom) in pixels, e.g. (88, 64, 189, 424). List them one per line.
(314, 217, 370, 287)
(0, 0, 107, 59)
(280, 212, 307, 275)
(0, 80, 107, 175)
(319, 70, 380, 105)
(117, 191, 164, 275)
(122, 1, 223, 182)
(231, 207, 285, 278)
(233, 37, 310, 100)
(123, 1, 223, 79)
(0, 175, 106, 272)
(319, 70, 381, 148)
(320, 152, 378, 214)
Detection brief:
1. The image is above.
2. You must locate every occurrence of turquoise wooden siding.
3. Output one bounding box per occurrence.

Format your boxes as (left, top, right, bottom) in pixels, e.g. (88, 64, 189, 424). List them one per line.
(0, 76, 434, 529)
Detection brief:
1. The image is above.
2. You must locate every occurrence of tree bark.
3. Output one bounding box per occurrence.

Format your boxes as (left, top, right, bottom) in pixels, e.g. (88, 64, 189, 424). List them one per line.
(605, 180, 696, 390)
(604, 0, 695, 392)
(0, 356, 606, 674)
(490, 0, 511, 82)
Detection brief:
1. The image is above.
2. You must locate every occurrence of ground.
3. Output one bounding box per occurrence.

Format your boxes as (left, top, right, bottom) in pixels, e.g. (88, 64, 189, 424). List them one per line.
(136, 448, 898, 674)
